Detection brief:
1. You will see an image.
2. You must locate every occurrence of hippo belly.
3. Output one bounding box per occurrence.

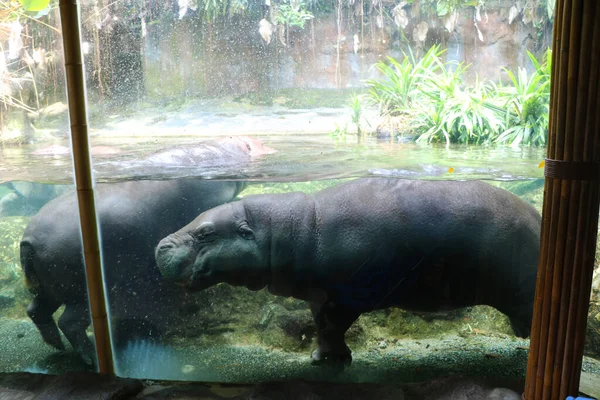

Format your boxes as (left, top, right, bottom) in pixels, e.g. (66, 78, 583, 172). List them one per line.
(155, 178, 541, 365)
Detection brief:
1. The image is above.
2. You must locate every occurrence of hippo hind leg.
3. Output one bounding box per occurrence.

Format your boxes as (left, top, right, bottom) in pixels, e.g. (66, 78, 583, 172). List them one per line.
(27, 294, 65, 351)
(57, 302, 96, 366)
(310, 302, 359, 366)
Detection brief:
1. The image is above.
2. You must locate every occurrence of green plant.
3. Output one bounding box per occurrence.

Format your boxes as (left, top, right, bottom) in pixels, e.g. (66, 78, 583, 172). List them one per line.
(349, 94, 366, 136)
(273, 3, 314, 28)
(362, 43, 550, 147)
(329, 93, 369, 139)
(365, 45, 444, 117)
(329, 122, 348, 142)
(413, 64, 505, 145)
(494, 49, 551, 147)
(405, 0, 480, 17)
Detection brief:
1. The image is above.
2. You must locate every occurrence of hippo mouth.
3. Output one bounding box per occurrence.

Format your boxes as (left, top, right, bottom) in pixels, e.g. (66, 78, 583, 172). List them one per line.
(185, 266, 217, 291)
(155, 238, 197, 284)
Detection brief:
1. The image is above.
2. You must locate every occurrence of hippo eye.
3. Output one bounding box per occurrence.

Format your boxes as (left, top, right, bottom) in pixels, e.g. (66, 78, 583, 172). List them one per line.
(195, 222, 216, 241)
(237, 221, 254, 240)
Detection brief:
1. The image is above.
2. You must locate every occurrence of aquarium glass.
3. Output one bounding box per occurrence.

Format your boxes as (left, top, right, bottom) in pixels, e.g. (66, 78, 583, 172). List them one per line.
(3, 0, 579, 389)
(0, 1, 92, 373)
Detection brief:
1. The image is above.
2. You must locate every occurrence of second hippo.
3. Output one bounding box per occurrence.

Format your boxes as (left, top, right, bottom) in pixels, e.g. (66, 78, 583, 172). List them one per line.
(20, 136, 275, 366)
(155, 178, 541, 365)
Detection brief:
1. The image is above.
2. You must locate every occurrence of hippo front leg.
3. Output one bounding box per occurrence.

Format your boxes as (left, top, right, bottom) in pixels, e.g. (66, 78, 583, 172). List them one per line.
(310, 302, 359, 366)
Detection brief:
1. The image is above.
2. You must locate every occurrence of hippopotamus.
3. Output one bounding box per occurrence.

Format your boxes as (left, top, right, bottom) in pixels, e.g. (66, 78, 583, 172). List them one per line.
(143, 136, 277, 166)
(155, 178, 541, 365)
(19, 137, 274, 365)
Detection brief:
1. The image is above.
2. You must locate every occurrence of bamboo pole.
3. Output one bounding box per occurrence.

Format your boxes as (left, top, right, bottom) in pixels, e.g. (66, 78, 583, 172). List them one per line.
(524, 0, 600, 398)
(58, 0, 114, 374)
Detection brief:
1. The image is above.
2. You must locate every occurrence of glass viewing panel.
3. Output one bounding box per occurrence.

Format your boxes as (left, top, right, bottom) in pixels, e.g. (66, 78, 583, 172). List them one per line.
(0, 3, 94, 373)
(75, 0, 558, 384)
(8, 0, 590, 392)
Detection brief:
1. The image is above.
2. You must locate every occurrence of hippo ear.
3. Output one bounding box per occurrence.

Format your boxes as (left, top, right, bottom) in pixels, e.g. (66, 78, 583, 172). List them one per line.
(237, 221, 255, 240)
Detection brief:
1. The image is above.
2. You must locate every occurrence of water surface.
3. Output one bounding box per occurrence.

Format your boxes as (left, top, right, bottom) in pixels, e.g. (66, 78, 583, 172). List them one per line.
(0, 134, 545, 184)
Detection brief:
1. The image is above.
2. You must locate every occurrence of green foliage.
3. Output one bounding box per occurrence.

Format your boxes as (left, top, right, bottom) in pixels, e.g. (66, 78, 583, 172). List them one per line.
(273, 4, 314, 28)
(365, 45, 551, 147)
(405, 0, 480, 17)
(329, 122, 348, 142)
(414, 71, 505, 145)
(18, 0, 49, 12)
(365, 45, 443, 117)
(494, 50, 551, 147)
(350, 94, 370, 136)
(196, 0, 313, 24)
(434, 0, 479, 17)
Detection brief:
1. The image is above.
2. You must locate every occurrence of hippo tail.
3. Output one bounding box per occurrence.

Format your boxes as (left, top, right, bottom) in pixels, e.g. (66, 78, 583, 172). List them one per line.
(20, 240, 41, 294)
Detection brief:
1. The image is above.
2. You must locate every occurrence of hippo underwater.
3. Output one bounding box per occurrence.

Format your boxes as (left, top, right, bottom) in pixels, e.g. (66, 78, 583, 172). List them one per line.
(0, 182, 71, 217)
(155, 178, 541, 365)
(19, 137, 274, 365)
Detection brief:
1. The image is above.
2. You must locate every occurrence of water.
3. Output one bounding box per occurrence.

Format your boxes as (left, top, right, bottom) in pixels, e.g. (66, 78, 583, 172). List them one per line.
(0, 141, 548, 382)
(0, 134, 545, 184)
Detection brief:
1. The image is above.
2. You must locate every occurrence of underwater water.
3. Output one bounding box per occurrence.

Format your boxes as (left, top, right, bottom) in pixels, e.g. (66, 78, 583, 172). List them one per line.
(0, 134, 559, 385)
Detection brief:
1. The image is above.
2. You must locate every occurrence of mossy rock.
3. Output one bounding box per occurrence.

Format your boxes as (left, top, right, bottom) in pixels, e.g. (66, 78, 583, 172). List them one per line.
(496, 179, 545, 214)
(584, 301, 600, 359)
(0, 216, 32, 318)
(258, 304, 315, 351)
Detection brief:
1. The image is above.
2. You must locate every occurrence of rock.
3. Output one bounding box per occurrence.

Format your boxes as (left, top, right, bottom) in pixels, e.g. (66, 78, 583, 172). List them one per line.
(0, 293, 15, 309)
(258, 303, 315, 350)
(487, 387, 522, 399)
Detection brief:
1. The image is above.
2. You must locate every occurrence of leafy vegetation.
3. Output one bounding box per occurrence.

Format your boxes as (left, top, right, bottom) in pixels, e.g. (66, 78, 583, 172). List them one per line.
(363, 46, 551, 147)
(366, 45, 443, 117)
(273, 3, 314, 28)
(494, 50, 551, 147)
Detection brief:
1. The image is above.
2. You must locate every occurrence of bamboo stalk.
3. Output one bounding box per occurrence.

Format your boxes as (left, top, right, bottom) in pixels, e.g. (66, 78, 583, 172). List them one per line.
(536, 2, 576, 397)
(568, 15, 600, 384)
(562, 183, 591, 395)
(546, 0, 563, 159)
(540, 1, 577, 397)
(541, 181, 570, 399)
(552, 0, 572, 161)
(58, 0, 113, 374)
(555, 180, 580, 400)
(526, 0, 600, 398)
(569, 185, 597, 392)
(525, 1, 564, 395)
(551, 2, 594, 397)
(567, 2, 600, 393)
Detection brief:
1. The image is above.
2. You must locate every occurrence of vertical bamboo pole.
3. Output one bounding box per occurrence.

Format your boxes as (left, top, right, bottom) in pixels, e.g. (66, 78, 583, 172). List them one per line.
(59, 0, 114, 374)
(524, 0, 600, 398)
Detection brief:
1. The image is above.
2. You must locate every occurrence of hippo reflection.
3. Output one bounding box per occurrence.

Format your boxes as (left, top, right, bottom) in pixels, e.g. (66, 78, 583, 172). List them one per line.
(156, 178, 541, 365)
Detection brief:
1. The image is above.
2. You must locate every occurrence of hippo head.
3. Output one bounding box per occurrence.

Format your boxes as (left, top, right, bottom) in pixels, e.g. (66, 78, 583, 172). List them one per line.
(155, 201, 269, 292)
